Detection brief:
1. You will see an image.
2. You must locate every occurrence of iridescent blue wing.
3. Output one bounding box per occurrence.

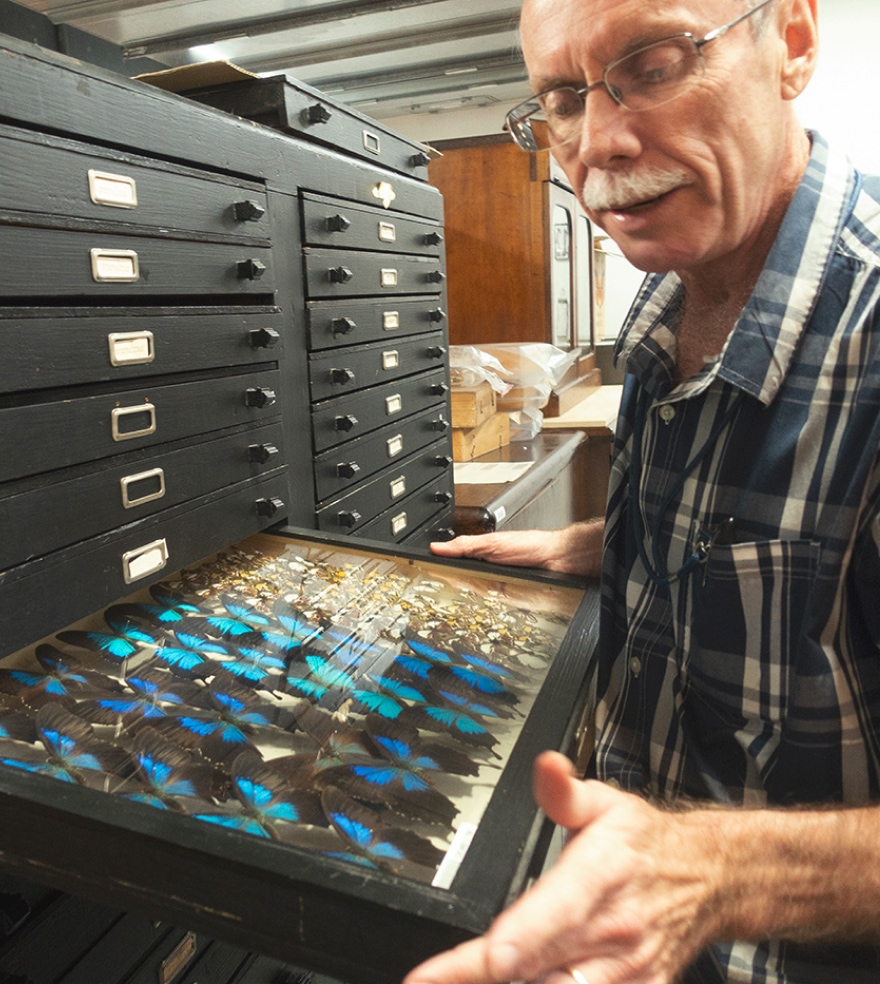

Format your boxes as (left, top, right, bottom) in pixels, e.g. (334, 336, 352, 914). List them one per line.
(321, 786, 445, 873)
(173, 632, 229, 658)
(438, 664, 518, 703)
(273, 600, 324, 644)
(403, 705, 499, 754)
(229, 752, 325, 832)
(347, 689, 405, 721)
(158, 713, 259, 765)
(403, 636, 454, 665)
(291, 703, 373, 759)
(56, 620, 154, 661)
(34, 644, 120, 691)
(147, 643, 210, 679)
(0, 668, 76, 709)
(127, 727, 217, 806)
(205, 595, 272, 640)
(371, 675, 430, 704)
(318, 761, 457, 826)
(364, 715, 481, 777)
(35, 704, 132, 780)
(215, 646, 285, 689)
(449, 644, 527, 682)
(389, 654, 432, 681)
(303, 655, 356, 691)
(432, 687, 505, 719)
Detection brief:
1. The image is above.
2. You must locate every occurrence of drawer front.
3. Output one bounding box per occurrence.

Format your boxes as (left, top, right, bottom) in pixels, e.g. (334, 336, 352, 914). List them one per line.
(301, 192, 442, 256)
(306, 296, 447, 351)
(0, 123, 270, 240)
(314, 405, 451, 503)
(316, 439, 454, 535)
(0, 369, 281, 483)
(190, 78, 431, 181)
(310, 369, 448, 453)
(0, 422, 285, 571)
(303, 248, 444, 299)
(354, 473, 456, 544)
(0, 227, 274, 298)
(0, 472, 289, 661)
(308, 331, 446, 401)
(0, 306, 283, 393)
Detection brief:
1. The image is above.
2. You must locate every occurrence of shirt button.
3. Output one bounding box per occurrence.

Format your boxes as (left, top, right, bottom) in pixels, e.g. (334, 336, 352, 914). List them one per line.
(629, 656, 642, 676)
(659, 405, 676, 423)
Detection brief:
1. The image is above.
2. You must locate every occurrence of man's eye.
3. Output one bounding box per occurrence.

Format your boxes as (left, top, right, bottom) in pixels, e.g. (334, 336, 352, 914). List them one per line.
(624, 45, 688, 88)
(542, 91, 582, 119)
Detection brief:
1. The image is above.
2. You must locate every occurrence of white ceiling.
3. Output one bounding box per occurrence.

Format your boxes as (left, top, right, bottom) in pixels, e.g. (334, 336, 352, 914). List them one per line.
(10, 0, 529, 120)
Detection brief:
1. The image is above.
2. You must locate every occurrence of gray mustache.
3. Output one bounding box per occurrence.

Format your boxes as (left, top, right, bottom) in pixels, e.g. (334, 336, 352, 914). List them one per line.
(580, 166, 690, 211)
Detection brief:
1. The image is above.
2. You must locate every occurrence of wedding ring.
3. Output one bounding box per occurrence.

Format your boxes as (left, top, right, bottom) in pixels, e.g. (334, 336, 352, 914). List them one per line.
(566, 968, 590, 984)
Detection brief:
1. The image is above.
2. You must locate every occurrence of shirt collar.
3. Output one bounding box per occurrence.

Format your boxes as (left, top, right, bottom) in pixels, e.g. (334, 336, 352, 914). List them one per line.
(614, 133, 858, 405)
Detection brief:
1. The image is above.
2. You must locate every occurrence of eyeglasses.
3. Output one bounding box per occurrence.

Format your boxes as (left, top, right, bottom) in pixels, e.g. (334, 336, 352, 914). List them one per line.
(505, 0, 776, 153)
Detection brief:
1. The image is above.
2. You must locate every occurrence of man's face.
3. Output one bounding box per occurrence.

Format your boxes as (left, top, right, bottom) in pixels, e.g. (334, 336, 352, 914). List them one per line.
(520, 0, 795, 275)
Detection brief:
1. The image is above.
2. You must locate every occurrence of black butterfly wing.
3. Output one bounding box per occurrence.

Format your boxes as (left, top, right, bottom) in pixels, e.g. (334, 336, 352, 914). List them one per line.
(364, 714, 481, 777)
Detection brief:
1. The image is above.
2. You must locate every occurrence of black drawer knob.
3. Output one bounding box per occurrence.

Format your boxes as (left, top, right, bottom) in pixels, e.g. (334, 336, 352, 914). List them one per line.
(424, 231, 444, 246)
(237, 258, 267, 281)
(425, 269, 446, 284)
(335, 414, 358, 432)
(433, 526, 457, 541)
(430, 382, 450, 396)
(249, 327, 281, 349)
(432, 416, 450, 432)
(428, 307, 447, 323)
(234, 199, 266, 222)
(336, 461, 361, 479)
(248, 443, 279, 464)
(410, 151, 431, 168)
(304, 103, 332, 125)
(433, 490, 454, 505)
(245, 387, 276, 408)
(329, 367, 356, 385)
(327, 213, 352, 233)
(331, 317, 357, 335)
(427, 345, 447, 359)
(433, 454, 454, 468)
(329, 266, 354, 284)
(256, 496, 285, 518)
(338, 509, 361, 529)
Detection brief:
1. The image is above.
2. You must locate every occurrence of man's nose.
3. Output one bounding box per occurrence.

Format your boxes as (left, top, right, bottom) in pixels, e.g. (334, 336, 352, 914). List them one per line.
(576, 86, 640, 167)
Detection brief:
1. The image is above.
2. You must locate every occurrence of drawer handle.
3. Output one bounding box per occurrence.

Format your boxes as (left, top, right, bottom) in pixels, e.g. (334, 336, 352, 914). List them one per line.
(327, 213, 351, 233)
(433, 490, 454, 506)
(387, 434, 403, 458)
(427, 345, 447, 359)
(410, 151, 431, 168)
(90, 248, 139, 283)
(332, 317, 357, 335)
(390, 476, 406, 499)
(329, 266, 354, 284)
(120, 467, 166, 509)
(336, 461, 360, 479)
(391, 511, 408, 536)
(248, 443, 279, 464)
(433, 454, 454, 468)
(111, 403, 157, 442)
(88, 169, 137, 209)
(372, 181, 397, 209)
(428, 308, 447, 323)
(304, 103, 332, 125)
(245, 387, 276, 408)
(256, 496, 285, 518)
(338, 509, 361, 529)
(382, 350, 399, 370)
(122, 538, 168, 584)
(432, 416, 450, 432)
(424, 230, 444, 246)
(363, 130, 381, 154)
(380, 268, 399, 287)
(378, 221, 397, 243)
(234, 199, 266, 222)
(248, 327, 280, 349)
(108, 330, 154, 367)
(237, 258, 267, 281)
(382, 311, 400, 331)
(386, 394, 403, 415)
(329, 368, 356, 386)
(430, 382, 450, 396)
(335, 414, 358, 432)
(425, 269, 446, 284)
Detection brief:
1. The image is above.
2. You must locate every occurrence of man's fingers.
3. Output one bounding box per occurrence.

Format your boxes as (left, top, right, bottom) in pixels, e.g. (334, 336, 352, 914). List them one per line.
(403, 936, 520, 984)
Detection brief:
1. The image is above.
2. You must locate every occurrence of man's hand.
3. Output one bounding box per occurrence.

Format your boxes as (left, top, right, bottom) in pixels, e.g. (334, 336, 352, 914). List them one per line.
(430, 521, 604, 579)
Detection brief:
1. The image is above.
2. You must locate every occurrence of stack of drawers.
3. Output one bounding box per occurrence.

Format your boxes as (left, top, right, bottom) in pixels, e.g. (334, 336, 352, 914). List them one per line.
(0, 121, 288, 657)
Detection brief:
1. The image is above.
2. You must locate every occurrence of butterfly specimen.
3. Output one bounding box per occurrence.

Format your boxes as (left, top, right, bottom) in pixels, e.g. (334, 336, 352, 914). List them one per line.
(57, 610, 157, 663)
(364, 715, 481, 778)
(0, 645, 120, 709)
(321, 786, 446, 873)
(205, 595, 272, 641)
(213, 646, 286, 690)
(192, 751, 325, 840)
(0, 709, 37, 744)
(0, 704, 131, 787)
(402, 705, 499, 754)
(77, 670, 207, 729)
(118, 727, 217, 810)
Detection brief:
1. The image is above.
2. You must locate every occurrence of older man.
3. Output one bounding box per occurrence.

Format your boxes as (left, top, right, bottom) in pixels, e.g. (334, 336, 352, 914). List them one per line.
(406, 1, 880, 982)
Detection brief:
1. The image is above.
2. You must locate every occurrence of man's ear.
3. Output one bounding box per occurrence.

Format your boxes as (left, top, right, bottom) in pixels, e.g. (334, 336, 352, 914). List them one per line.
(779, 0, 820, 101)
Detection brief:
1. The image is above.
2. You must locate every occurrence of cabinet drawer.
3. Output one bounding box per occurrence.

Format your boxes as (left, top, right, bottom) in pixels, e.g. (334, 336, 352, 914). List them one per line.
(353, 473, 455, 544)
(306, 296, 447, 351)
(301, 192, 443, 255)
(0, 306, 283, 393)
(0, 472, 289, 660)
(187, 76, 431, 180)
(0, 227, 274, 298)
(303, 248, 444, 299)
(0, 422, 285, 571)
(0, 123, 269, 240)
(0, 368, 281, 483)
(313, 404, 451, 502)
(316, 439, 454, 535)
(310, 368, 448, 453)
(308, 331, 446, 401)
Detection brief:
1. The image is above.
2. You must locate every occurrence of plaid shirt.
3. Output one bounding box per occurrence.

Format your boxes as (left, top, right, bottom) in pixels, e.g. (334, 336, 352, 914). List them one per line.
(596, 133, 880, 983)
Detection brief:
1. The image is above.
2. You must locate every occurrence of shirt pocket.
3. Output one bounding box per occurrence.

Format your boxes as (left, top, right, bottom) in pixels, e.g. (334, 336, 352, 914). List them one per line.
(682, 538, 822, 785)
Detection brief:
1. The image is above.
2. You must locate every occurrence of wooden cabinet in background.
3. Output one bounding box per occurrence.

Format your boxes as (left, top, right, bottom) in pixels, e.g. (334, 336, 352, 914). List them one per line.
(429, 133, 595, 354)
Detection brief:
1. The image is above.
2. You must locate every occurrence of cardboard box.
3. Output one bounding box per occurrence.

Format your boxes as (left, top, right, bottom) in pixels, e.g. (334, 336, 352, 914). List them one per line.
(452, 412, 510, 461)
(450, 382, 496, 429)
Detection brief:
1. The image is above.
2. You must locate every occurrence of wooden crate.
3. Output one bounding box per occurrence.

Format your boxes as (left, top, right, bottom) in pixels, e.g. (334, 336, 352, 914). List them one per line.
(452, 411, 510, 461)
(450, 382, 496, 429)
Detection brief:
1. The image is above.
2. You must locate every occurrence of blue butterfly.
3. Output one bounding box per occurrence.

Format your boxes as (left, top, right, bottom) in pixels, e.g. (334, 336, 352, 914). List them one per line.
(370, 675, 430, 704)
(205, 596, 272, 640)
(346, 689, 405, 721)
(364, 715, 481, 778)
(151, 631, 229, 677)
(78, 672, 200, 727)
(321, 786, 444, 873)
(215, 646, 285, 689)
(120, 728, 216, 809)
(436, 664, 518, 703)
(433, 687, 504, 719)
(404, 705, 499, 753)
(403, 636, 454, 665)
(57, 610, 157, 661)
